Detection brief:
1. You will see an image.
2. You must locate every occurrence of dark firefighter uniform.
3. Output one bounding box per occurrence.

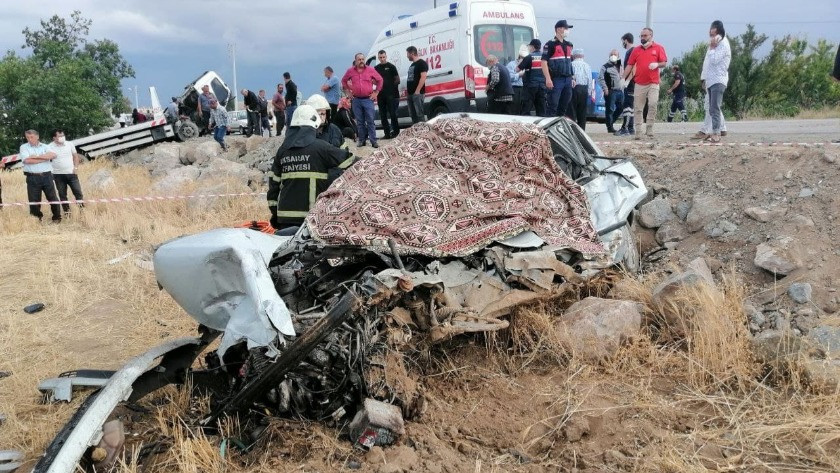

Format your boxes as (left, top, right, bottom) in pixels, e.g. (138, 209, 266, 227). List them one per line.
(267, 125, 354, 229)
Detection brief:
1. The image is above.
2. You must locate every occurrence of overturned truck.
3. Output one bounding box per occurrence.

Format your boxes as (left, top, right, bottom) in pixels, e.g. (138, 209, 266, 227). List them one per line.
(35, 116, 647, 471)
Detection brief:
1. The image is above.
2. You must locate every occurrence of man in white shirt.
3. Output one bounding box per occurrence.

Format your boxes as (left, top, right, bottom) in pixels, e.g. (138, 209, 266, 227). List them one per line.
(48, 129, 84, 214)
(19, 129, 61, 222)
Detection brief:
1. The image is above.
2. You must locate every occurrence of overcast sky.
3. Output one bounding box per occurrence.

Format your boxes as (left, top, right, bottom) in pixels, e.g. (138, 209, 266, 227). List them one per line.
(1, 0, 838, 108)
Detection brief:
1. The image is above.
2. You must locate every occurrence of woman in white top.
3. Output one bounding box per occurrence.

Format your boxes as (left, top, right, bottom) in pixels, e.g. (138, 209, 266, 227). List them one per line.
(700, 20, 731, 143)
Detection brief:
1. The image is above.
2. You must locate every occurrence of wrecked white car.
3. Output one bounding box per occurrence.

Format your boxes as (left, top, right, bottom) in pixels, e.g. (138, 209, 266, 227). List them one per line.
(35, 116, 646, 471)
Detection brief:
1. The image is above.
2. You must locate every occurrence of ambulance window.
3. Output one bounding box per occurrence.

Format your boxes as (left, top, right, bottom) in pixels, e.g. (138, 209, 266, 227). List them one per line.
(510, 26, 533, 56)
(474, 25, 534, 65)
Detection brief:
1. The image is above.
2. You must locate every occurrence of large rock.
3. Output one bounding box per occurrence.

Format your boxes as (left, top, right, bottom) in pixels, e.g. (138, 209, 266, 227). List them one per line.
(800, 359, 840, 394)
(152, 166, 201, 193)
(751, 329, 813, 365)
(245, 135, 268, 152)
(556, 297, 643, 362)
(86, 168, 115, 192)
(226, 138, 248, 158)
(186, 182, 252, 213)
(656, 221, 688, 245)
(147, 143, 184, 177)
(686, 194, 730, 232)
(197, 157, 260, 187)
(807, 325, 840, 359)
(651, 258, 716, 338)
(181, 140, 221, 165)
(744, 206, 787, 223)
(788, 283, 812, 304)
(753, 237, 802, 276)
(638, 197, 676, 229)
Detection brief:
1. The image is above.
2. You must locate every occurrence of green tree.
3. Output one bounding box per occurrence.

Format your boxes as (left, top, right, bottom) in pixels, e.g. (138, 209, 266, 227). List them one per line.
(0, 11, 134, 153)
(671, 24, 839, 119)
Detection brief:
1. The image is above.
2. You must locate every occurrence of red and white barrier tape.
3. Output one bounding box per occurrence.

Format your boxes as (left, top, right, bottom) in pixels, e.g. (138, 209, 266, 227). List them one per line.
(593, 141, 840, 147)
(0, 192, 266, 208)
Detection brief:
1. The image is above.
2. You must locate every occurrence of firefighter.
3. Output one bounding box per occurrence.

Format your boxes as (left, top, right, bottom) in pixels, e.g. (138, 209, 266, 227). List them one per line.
(267, 105, 353, 231)
(305, 94, 346, 149)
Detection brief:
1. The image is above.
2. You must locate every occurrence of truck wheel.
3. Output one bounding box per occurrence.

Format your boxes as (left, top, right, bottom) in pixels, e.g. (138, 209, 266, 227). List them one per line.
(429, 103, 449, 119)
(176, 121, 200, 141)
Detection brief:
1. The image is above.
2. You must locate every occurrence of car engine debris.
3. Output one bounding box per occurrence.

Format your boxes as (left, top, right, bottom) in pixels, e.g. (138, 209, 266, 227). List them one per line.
(34, 117, 647, 472)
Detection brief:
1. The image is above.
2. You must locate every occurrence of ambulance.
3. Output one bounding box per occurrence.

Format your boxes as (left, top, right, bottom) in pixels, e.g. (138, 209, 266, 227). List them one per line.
(366, 0, 538, 123)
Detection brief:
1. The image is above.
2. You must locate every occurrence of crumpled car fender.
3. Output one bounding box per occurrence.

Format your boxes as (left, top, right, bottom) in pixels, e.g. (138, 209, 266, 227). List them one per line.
(154, 228, 296, 357)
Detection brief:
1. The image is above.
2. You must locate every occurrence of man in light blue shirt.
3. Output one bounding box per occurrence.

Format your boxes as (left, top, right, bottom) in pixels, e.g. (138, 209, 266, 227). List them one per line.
(570, 49, 593, 130)
(19, 129, 62, 222)
(507, 45, 527, 115)
(320, 66, 341, 122)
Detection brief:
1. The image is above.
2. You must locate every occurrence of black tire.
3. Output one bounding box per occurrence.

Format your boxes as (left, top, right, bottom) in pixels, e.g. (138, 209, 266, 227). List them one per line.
(175, 121, 200, 141)
(239, 126, 246, 135)
(429, 102, 449, 119)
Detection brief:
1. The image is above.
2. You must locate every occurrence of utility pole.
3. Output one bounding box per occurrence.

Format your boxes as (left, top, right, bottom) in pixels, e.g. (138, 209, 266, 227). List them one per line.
(228, 43, 238, 111)
(646, 0, 653, 28)
(133, 85, 139, 109)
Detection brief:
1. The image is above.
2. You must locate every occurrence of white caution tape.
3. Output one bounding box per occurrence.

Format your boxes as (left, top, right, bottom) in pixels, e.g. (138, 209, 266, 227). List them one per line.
(0, 192, 267, 208)
(593, 141, 840, 147)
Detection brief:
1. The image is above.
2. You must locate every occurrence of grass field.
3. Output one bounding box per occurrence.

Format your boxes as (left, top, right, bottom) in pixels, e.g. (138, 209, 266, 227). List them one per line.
(1, 158, 839, 472)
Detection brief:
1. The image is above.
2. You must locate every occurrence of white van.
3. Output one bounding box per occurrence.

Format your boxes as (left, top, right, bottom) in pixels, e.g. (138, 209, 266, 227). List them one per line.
(366, 0, 538, 123)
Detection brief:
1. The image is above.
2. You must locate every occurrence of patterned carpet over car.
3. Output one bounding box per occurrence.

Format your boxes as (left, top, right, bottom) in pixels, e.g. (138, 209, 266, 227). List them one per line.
(308, 118, 604, 257)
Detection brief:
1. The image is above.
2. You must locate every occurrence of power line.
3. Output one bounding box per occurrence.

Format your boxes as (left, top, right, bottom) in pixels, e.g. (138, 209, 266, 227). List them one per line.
(536, 16, 840, 25)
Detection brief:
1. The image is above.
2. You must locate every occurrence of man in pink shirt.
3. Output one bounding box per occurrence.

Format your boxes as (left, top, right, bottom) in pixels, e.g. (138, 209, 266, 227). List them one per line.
(625, 27, 667, 139)
(341, 53, 384, 148)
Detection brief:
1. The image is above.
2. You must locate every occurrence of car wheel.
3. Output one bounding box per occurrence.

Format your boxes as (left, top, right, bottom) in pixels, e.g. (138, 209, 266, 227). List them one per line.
(239, 126, 246, 135)
(429, 103, 449, 119)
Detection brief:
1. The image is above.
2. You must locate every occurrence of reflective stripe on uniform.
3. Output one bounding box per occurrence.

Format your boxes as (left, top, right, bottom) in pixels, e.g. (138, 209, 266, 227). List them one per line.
(309, 177, 318, 208)
(267, 200, 278, 207)
(280, 171, 329, 180)
(276, 210, 310, 218)
(337, 156, 354, 169)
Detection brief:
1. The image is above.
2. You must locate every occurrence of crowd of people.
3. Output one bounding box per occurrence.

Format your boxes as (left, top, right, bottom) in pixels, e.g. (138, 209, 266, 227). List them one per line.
(7, 16, 837, 228)
(1, 129, 85, 223)
(483, 19, 737, 142)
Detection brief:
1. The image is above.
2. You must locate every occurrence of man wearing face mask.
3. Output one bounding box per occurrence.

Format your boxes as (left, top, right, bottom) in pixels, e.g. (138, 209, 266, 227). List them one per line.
(48, 129, 84, 216)
(615, 33, 637, 136)
(518, 39, 547, 117)
(541, 20, 575, 118)
(599, 50, 624, 133)
(625, 27, 667, 139)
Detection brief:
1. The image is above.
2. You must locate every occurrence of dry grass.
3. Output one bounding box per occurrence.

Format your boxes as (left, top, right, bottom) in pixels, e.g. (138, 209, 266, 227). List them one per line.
(3, 159, 840, 472)
(0, 159, 266, 467)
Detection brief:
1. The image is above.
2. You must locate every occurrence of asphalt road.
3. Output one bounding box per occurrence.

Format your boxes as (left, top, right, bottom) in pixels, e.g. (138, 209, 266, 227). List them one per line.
(586, 118, 840, 143)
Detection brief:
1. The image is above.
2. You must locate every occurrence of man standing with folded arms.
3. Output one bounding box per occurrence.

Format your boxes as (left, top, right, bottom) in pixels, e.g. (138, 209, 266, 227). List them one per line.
(19, 129, 61, 222)
(341, 53, 384, 148)
(625, 27, 667, 139)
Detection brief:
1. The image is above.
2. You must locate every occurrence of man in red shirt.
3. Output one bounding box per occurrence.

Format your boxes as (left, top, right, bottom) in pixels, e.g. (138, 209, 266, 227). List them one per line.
(625, 27, 667, 139)
(341, 53, 384, 148)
